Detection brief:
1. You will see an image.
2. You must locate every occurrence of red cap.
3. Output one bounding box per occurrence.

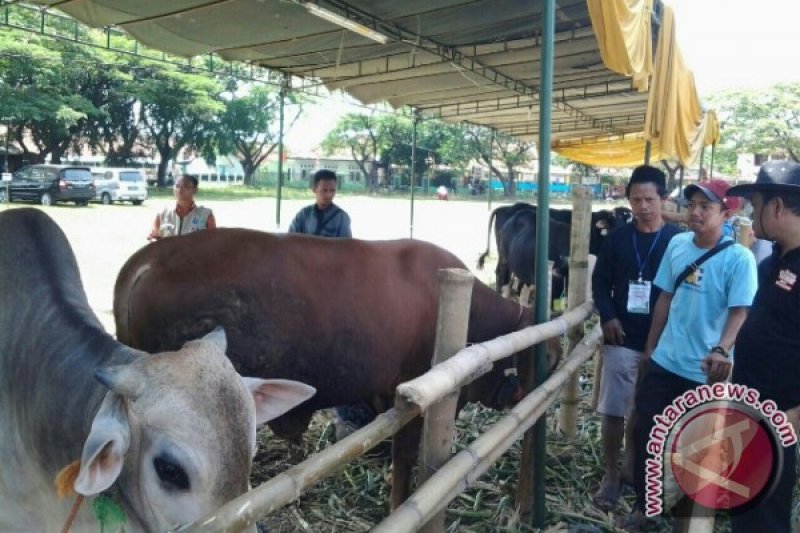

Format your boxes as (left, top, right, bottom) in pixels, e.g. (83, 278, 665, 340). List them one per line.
(684, 179, 743, 212)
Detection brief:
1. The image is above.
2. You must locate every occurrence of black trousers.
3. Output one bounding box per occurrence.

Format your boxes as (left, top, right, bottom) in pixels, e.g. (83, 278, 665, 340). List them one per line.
(632, 359, 702, 513)
(730, 442, 797, 533)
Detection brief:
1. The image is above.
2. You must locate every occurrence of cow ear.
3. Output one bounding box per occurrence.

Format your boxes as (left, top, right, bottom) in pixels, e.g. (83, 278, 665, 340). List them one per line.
(74, 394, 131, 496)
(242, 378, 316, 425)
(96, 365, 145, 400)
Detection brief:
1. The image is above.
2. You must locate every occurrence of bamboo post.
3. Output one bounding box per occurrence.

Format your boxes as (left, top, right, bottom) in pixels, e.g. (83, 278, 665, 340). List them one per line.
(374, 324, 604, 533)
(558, 186, 592, 439)
(737, 219, 753, 249)
(419, 269, 474, 533)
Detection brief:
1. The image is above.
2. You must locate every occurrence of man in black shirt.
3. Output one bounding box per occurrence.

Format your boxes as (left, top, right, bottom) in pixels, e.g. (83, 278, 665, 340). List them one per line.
(592, 165, 681, 510)
(728, 160, 800, 533)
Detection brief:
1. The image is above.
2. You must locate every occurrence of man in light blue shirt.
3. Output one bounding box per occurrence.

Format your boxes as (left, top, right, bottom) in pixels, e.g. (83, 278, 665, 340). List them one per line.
(620, 179, 758, 531)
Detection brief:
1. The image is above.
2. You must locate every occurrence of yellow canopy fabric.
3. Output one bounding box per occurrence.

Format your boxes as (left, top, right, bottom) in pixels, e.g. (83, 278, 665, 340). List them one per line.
(552, 133, 662, 167)
(644, 5, 713, 166)
(587, 0, 654, 92)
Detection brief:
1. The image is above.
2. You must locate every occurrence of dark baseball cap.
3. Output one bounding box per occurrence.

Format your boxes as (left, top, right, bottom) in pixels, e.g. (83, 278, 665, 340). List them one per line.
(728, 160, 800, 197)
(684, 179, 743, 211)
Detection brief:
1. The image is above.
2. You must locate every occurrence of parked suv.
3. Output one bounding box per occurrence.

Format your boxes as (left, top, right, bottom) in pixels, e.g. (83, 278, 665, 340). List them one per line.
(0, 164, 94, 206)
(91, 168, 148, 205)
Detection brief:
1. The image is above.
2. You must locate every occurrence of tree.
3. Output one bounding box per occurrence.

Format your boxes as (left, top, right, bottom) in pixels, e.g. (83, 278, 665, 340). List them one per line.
(138, 63, 224, 186)
(217, 84, 303, 186)
(708, 83, 800, 172)
(443, 125, 535, 196)
(322, 113, 384, 191)
(0, 32, 104, 164)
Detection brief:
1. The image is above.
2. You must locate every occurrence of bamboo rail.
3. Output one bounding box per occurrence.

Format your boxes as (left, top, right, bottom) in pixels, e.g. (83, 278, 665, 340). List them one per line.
(396, 300, 594, 413)
(373, 323, 604, 533)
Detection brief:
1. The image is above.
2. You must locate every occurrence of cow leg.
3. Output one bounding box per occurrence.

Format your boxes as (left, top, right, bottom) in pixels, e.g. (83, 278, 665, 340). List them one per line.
(518, 284, 535, 307)
(390, 415, 423, 509)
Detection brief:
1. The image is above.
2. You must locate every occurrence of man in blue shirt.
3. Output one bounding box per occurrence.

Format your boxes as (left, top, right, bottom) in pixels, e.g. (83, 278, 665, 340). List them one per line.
(621, 179, 758, 530)
(592, 165, 681, 511)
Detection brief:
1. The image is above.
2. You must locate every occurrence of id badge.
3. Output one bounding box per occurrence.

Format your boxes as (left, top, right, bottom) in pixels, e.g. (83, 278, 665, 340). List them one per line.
(627, 280, 651, 314)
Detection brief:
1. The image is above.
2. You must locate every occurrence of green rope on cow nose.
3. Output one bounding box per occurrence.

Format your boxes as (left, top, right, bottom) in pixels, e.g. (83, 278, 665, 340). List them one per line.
(93, 494, 126, 533)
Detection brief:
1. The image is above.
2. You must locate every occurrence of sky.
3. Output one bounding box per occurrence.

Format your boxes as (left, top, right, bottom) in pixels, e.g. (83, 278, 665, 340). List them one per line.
(286, 1, 800, 153)
(669, 0, 800, 95)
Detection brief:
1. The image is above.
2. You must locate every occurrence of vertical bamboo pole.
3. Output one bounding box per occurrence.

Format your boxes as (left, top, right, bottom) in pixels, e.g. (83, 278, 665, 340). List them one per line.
(418, 269, 475, 533)
(737, 219, 753, 248)
(557, 186, 592, 439)
(644, 140, 652, 165)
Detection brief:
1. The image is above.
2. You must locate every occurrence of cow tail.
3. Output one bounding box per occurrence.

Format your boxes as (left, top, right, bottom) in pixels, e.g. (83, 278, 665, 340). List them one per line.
(476, 208, 497, 269)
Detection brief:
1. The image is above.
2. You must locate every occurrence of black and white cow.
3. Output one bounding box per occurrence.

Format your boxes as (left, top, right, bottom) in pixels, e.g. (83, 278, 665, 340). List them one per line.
(0, 208, 315, 532)
(477, 203, 631, 299)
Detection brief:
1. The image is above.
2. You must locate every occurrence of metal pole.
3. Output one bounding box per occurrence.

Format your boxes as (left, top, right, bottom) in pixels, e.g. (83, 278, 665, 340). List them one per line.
(516, 0, 554, 528)
(488, 129, 494, 211)
(677, 165, 685, 213)
(644, 140, 652, 165)
(410, 111, 419, 238)
(3, 119, 8, 173)
(276, 75, 288, 228)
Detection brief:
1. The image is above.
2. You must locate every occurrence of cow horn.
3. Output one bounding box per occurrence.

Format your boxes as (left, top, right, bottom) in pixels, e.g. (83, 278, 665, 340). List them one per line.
(95, 365, 145, 400)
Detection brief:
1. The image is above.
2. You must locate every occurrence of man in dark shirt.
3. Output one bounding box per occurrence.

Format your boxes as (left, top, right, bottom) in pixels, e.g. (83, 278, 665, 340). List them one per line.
(591, 165, 681, 510)
(728, 160, 800, 533)
(289, 169, 352, 238)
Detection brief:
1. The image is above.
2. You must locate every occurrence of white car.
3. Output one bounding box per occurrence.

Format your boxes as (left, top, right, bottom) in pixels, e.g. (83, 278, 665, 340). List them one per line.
(92, 167, 148, 205)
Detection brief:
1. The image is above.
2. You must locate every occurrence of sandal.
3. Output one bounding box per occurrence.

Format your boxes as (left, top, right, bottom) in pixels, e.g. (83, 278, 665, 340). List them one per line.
(593, 476, 621, 511)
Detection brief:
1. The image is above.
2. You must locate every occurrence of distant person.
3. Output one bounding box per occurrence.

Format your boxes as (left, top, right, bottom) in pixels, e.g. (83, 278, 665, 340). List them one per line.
(436, 185, 449, 200)
(288, 169, 357, 439)
(591, 165, 681, 511)
(288, 170, 351, 238)
(147, 175, 216, 241)
(728, 160, 800, 533)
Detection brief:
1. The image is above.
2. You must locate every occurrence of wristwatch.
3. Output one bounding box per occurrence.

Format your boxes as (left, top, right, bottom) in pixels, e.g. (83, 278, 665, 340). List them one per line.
(710, 345, 729, 358)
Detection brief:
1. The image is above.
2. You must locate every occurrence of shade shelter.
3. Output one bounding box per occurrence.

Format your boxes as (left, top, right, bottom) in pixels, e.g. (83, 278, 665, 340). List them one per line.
(20, 0, 715, 528)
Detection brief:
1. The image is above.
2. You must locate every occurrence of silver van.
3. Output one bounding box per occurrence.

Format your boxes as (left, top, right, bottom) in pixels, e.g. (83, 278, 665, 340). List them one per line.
(92, 168, 148, 205)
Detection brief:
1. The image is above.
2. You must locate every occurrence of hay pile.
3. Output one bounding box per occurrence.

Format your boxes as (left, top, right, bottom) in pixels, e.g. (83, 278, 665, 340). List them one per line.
(248, 361, 745, 532)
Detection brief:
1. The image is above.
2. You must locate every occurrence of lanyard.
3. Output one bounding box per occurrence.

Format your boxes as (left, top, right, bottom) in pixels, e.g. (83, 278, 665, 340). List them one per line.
(632, 226, 663, 281)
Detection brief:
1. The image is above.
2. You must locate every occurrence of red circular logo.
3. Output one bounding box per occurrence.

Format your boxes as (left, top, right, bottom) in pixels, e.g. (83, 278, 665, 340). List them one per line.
(669, 404, 777, 510)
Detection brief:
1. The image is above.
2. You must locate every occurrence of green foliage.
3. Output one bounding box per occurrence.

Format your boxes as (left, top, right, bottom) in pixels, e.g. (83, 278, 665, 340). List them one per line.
(216, 83, 305, 185)
(708, 83, 800, 173)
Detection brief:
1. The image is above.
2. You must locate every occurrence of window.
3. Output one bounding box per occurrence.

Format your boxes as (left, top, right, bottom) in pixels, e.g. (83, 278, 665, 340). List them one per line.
(119, 171, 144, 182)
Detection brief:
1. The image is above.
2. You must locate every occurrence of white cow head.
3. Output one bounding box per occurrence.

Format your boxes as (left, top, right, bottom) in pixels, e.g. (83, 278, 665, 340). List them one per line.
(73, 328, 315, 531)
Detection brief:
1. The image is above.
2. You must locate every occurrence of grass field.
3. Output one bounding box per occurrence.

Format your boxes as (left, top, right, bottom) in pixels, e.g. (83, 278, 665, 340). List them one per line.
(5, 191, 535, 333)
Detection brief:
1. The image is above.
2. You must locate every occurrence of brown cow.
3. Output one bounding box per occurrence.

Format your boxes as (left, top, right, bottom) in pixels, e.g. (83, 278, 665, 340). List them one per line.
(114, 228, 560, 507)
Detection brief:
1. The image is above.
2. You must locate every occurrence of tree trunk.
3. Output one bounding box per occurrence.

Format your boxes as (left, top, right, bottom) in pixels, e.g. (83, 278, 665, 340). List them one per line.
(156, 156, 172, 187)
(661, 160, 679, 191)
(244, 158, 257, 186)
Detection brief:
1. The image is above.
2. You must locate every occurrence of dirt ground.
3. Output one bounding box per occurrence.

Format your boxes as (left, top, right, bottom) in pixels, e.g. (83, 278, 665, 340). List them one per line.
(4, 194, 528, 333)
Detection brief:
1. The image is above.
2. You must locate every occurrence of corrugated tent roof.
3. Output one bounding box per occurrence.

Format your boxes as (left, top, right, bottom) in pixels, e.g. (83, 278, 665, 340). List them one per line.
(28, 0, 661, 144)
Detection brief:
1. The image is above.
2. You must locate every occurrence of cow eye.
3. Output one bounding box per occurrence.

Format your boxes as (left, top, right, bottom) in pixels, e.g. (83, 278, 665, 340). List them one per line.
(154, 456, 190, 491)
